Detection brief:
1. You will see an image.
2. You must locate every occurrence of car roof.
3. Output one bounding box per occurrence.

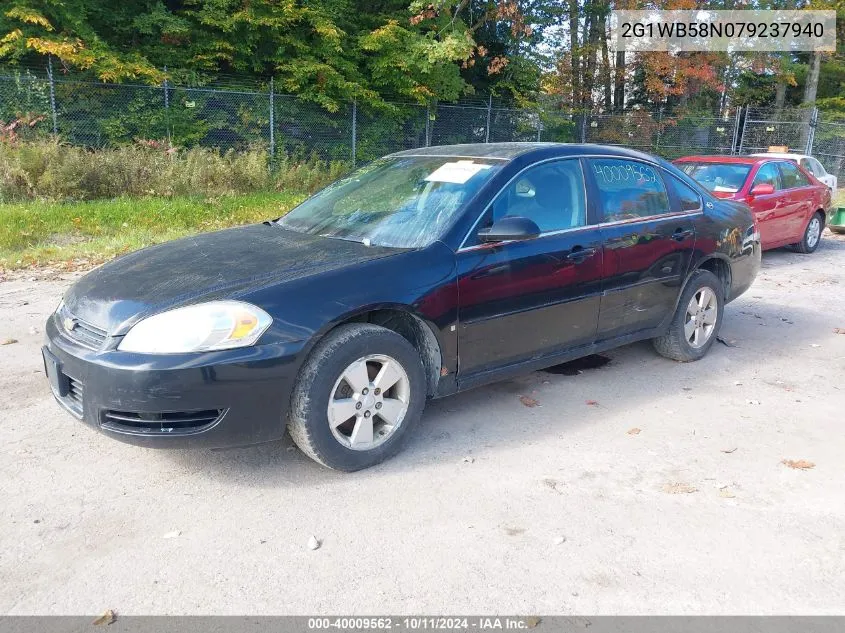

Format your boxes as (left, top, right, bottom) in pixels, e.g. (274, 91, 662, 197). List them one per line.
(389, 142, 665, 162)
(749, 152, 805, 160)
(674, 155, 784, 165)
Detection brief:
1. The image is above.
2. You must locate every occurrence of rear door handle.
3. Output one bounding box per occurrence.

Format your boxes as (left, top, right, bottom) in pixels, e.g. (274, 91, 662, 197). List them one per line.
(566, 246, 597, 262)
(672, 228, 694, 241)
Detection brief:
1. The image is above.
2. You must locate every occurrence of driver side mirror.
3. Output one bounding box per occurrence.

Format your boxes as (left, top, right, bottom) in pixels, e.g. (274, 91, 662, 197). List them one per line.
(749, 183, 775, 196)
(478, 216, 541, 243)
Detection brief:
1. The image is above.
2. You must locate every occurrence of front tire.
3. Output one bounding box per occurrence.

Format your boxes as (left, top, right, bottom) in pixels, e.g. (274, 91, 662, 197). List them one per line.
(792, 212, 824, 254)
(287, 323, 426, 471)
(653, 269, 724, 362)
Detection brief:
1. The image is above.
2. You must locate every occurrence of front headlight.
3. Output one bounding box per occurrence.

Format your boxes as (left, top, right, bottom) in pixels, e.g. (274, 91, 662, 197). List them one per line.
(118, 301, 272, 354)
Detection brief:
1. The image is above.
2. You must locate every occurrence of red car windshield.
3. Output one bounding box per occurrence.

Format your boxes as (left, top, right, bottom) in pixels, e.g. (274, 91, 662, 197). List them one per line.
(677, 162, 752, 194)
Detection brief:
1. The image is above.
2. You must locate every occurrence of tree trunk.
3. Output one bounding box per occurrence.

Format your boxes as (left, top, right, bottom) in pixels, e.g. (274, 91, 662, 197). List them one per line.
(614, 50, 625, 113)
(601, 13, 611, 112)
(569, 0, 580, 109)
(775, 82, 786, 110)
(582, 0, 596, 113)
(804, 51, 821, 105)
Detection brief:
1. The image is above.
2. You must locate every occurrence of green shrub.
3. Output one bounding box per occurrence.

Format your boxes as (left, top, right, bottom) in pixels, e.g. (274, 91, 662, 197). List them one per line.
(0, 140, 350, 202)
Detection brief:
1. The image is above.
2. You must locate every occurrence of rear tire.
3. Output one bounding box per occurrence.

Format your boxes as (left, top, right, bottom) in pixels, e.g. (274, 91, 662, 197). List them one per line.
(653, 269, 724, 362)
(792, 212, 824, 254)
(287, 323, 426, 471)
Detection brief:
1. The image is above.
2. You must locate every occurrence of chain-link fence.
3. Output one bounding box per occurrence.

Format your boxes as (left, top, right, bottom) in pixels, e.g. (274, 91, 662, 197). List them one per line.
(3, 64, 845, 181)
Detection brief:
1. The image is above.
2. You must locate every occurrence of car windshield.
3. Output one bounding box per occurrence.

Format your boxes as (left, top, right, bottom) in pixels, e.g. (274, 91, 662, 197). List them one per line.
(677, 162, 752, 193)
(276, 156, 503, 248)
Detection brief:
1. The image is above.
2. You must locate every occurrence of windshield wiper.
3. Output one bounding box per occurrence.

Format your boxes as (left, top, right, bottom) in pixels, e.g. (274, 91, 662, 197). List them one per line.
(319, 233, 369, 246)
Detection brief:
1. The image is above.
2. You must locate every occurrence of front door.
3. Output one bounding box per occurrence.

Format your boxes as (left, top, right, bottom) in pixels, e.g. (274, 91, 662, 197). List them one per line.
(747, 161, 790, 247)
(456, 158, 603, 377)
(586, 158, 698, 340)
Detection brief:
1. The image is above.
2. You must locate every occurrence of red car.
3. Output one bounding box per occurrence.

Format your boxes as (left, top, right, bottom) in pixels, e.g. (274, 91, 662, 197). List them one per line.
(674, 155, 832, 253)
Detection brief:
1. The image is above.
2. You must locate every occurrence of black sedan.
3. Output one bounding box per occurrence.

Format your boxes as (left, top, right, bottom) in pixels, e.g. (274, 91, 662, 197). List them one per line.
(43, 143, 761, 471)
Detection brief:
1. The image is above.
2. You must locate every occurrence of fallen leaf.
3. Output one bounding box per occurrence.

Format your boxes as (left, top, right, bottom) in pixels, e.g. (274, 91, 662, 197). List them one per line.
(1, 338, 18, 345)
(721, 447, 738, 454)
(834, 328, 845, 334)
(782, 459, 815, 470)
(719, 487, 736, 499)
(585, 400, 599, 406)
(504, 526, 525, 536)
(746, 399, 761, 405)
(627, 427, 641, 435)
(542, 478, 561, 493)
(716, 336, 738, 347)
(519, 395, 540, 407)
(553, 536, 566, 545)
(462, 456, 475, 463)
(92, 610, 116, 626)
(526, 617, 542, 628)
(662, 482, 698, 494)
(162, 530, 180, 539)
(307, 535, 321, 550)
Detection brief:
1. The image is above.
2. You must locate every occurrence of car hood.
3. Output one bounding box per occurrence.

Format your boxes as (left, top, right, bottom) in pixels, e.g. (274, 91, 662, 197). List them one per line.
(63, 224, 401, 334)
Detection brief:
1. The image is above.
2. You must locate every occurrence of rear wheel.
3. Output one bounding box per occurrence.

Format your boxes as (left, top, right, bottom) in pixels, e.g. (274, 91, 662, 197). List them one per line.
(653, 269, 724, 362)
(287, 323, 426, 471)
(792, 212, 824, 254)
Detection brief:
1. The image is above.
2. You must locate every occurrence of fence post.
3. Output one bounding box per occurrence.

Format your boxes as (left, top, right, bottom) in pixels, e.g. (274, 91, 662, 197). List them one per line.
(351, 98, 357, 165)
(269, 77, 275, 162)
(738, 106, 749, 154)
(485, 94, 492, 143)
(654, 107, 663, 152)
(536, 112, 542, 142)
(731, 106, 742, 155)
(163, 66, 171, 148)
(46, 56, 58, 136)
(427, 102, 436, 146)
(806, 107, 818, 155)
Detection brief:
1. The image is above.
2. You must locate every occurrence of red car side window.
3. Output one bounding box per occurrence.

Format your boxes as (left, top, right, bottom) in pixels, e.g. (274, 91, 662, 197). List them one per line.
(752, 163, 780, 190)
(778, 162, 809, 189)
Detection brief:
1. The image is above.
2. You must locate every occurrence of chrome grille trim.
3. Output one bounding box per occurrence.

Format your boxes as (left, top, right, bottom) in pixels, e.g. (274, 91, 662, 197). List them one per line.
(57, 306, 108, 350)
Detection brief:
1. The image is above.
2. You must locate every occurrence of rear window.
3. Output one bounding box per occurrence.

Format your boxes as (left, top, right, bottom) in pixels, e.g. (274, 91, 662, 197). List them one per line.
(591, 159, 671, 221)
(778, 161, 810, 189)
(677, 162, 751, 194)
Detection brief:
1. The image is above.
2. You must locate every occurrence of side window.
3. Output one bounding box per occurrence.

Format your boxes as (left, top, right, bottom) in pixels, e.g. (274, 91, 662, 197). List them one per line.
(591, 159, 670, 222)
(667, 174, 702, 212)
(799, 158, 814, 174)
(809, 158, 826, 177)
(779, 161, 809, 188)
(752, 163, 781, 190)
(489, 159, 586, 233)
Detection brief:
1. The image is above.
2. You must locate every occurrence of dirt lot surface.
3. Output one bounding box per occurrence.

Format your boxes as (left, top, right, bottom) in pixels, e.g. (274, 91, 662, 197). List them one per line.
(1, 233, 844, 615)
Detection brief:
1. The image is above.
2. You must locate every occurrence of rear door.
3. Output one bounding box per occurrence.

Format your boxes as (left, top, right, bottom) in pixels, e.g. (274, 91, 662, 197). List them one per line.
(777, 161, 815, 242)
(747, 161, 789, 247)
(587, 158, 698, 341)
(456, 158, 603, 376)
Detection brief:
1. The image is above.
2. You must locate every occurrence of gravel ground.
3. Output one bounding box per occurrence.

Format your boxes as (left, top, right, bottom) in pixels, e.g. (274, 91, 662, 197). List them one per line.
(1, 232, 844, 615)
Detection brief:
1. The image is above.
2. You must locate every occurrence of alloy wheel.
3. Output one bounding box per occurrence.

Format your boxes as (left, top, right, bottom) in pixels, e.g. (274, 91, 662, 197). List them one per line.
(327, 354, 410, 450)
(684, 286, 718, 349)
(806, 217, 821, 249)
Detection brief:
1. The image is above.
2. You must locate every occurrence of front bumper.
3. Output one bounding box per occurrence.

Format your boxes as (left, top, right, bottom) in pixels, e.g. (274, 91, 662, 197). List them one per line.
(44, 315, 307, 449)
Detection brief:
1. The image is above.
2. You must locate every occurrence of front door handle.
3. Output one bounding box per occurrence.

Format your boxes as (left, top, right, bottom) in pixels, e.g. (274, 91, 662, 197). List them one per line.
(566, 246, 597, 262)
(672, 228, 694, 241)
